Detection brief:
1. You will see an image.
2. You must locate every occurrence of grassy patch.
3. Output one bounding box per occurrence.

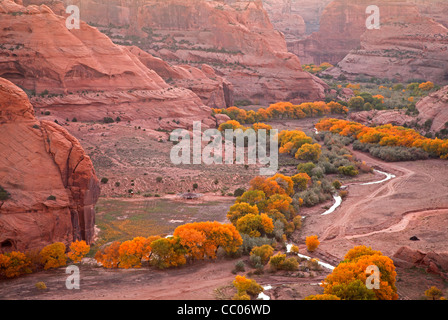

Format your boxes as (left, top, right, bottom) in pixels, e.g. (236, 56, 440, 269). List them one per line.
(93, 198, 232, 249)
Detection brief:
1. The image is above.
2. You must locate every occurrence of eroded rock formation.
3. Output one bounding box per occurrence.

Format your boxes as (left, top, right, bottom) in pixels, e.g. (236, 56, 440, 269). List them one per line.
(349, 110, 415, 127)
(0, 77, 100, 253)
(127, 46, 234, 108)
(393, 246, 448, 277)
(0, 0, 215, 127)
(290, 0, 424, 66)
(416, 85, 448, 133)
(37, 0, 327, 104)
(324, 9, 448, 84)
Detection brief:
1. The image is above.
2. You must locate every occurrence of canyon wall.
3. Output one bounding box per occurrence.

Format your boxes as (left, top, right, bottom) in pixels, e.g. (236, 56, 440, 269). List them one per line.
(0, 77, 100, 253)
(324, 10, 448, 84)
(416, 85, 448, 133)
(36, 0, 327, 104)
(0, 0, 216, 126)
(290, 0, 423, 66)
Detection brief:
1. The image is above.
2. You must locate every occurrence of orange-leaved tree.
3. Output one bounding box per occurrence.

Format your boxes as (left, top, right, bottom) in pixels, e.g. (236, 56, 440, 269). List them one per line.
(236, 213, 274, 238)
(295, 143, 322, 162)
(39, 242, 67, 270)
(0, 251, 32, 278)
(174, 221, 243, 260)
(292, 172, 311, 192)
(94, 241, 121, 268)
(305, 294, 341, 300)
(322, 245, 399, 300)
(267, 173, 294, 196)
(149, 236, 186, 269)
(227, 202, 259, 225)
(232, 275, 263, 300)
(249, 176, 286, 197)
(67, 240, 90, 263)
(305, 235, 320, 252)
(118, 236, 159, 268)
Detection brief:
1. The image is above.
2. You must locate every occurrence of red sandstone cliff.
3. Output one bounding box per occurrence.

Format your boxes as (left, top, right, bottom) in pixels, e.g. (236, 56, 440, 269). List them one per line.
(38, 0, 327, 104)
(0, 77, 100, 253)
(409, 0, 448, 28)
(127, 46, 234, 108)
(289, 0, 432, 66)
(324, 9, 448, 84)
(263, 0, 332, 41)
(0, 0, 215, 127)
(416, 85, 448, 133)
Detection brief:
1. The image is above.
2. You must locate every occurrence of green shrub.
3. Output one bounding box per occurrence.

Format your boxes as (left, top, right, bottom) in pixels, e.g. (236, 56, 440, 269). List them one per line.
(0, 186, 10, 201)
(338, 165, 359, 176)
(234, 260, 245, 273)
(101, 178, 109, 184)
(297, 162, 316, 176)
(233, 188, 245, 197)
(250, 245, 274, 265)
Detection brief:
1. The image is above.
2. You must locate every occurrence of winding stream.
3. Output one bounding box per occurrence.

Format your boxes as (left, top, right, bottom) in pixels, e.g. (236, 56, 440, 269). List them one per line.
(256, 245, 335, 300)
(257, 285, 273, 300)
(319, 169, 396, 216)
(286, 244, 335, 271)
(360, 169, 396, 186)
(321, 195, 343, 216)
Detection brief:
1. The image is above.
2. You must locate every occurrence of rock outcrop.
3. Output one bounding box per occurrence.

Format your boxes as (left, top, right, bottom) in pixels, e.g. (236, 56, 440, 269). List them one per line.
(349, 110, 415, 127)
(263, 0, 332, 36)
(324, 7, 448, 84)
(127, 46, 234, 108)
(0, 77, 100, 253)
(409, 0, 448, 28)
(416, 86, 448, 133)
(289, 0, 379, 65)
(262, 0, 307, 42)
(42, 0, 327, 104)
(393, 246, 448, 277)
(0, 0, 214, 127)
(290, 0, 447, 75)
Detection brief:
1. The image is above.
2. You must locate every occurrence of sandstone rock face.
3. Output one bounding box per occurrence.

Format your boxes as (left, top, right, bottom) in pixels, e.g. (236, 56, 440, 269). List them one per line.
(409, 0, 448, 28)
(47, 0, 327, 104)
(290, 0, 443, 69)
(416, 86, 448, 132)
(262, 0, 307, 42)
(264, 0, 332, 36)
(127, 46, 234, 108)
(0, 77, 100, 253)
(393, 246, 448, 276)
(324, 8, 448, 84)
(289, 0, 376, 65)
(0, 0, 214, 127)
(349, 110, 415, 127)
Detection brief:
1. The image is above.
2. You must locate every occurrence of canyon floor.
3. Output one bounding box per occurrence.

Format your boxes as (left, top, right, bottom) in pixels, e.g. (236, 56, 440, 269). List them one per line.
(1, 117, 448, 300)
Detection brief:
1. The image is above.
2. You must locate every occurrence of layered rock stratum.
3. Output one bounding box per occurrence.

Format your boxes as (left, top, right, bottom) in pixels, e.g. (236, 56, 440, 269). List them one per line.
(0, 77, 100, 253)
(416, 85, 448, 133)
(0, 0, 216, 127)
(37, 0, 327, 104)
(324, 5, 448, 84)
(290, 0, 427, 66)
